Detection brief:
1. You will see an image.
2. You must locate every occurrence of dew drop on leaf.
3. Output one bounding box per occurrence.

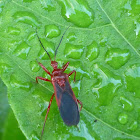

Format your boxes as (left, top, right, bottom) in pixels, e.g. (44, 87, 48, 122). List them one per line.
(64, 43, 84, 59)
(40, 0, 56, 11)
(120, 96, 134, 111)
(0, 63, 12, 75)
(124, 64, 140, 98)
(7, 26, 20, 35)
(134, 21, 140, 37)
(13, 41, 31, 59)
(27, 31, 36, 41)
(129, 120, 138, 131)
(13, 11, 40, 27)
(45, 24, 61, 38)
(30, 60, 40, 72)
(59, 0, 94, 27)
(105, 48, 131, 69)
(10, 75, 32, 91)
(118, 113, 128, 125)
(86, 41, 99, 61)
(91, 64, 122, 106)
(65, 60, 90, 80)
(30, 132, 39, 140)
(67, 32, 77, 42)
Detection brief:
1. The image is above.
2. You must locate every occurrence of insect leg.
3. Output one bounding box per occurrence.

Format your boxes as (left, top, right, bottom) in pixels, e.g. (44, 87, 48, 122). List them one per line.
(77, 99, 83, 112)
(36, 76, 51, 83)
(36, 59, 52, 76)
(40, 93, 55, 140)
(62, 62, 69, 72)
(68, 70, 76, 82)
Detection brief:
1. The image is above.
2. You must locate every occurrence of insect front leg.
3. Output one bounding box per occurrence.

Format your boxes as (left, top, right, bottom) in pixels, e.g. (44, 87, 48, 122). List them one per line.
(68, 70, 76, 82)
(77, 99, 83, 112)
(40, 93, 55, 140)
(36, 77, 51, 83)
(62, 62, 69, 72)
(36, 59, 52, 76)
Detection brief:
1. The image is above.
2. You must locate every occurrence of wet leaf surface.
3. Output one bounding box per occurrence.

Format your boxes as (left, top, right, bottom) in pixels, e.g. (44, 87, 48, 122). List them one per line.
(0, 0, 140, 140)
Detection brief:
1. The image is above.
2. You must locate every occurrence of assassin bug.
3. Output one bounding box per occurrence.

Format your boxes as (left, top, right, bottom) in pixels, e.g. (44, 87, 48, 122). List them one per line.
(36, 26, 83, 139)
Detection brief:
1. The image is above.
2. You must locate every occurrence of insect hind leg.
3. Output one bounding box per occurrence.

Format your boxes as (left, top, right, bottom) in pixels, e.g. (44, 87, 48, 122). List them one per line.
(77, 99, 83, 112)
(40, 93, 55, 140)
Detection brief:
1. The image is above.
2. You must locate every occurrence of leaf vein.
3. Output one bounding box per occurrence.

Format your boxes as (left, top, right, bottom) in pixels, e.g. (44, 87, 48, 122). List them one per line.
(95, 0, 140, 57)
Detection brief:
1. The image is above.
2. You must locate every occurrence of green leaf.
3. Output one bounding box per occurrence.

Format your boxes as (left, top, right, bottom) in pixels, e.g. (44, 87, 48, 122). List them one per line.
(0, 78, 26, 140)
(2, 109, 26, 140)
(0, 0, 140, 140)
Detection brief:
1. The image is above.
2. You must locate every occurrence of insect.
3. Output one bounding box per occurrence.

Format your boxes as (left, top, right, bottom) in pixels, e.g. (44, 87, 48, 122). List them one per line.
(36, 26, 83, 139)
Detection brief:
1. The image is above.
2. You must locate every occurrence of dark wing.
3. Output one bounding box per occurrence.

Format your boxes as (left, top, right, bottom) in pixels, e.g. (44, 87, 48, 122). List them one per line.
(54, 79, 80, 126)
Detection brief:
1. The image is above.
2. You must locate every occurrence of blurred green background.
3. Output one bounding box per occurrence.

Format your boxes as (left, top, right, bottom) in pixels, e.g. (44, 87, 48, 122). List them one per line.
(0, 78, 26, 140)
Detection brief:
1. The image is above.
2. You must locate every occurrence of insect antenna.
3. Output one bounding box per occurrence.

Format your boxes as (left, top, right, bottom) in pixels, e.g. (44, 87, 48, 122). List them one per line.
(54, 25, 70, 60)
(36, 28, 52, 61)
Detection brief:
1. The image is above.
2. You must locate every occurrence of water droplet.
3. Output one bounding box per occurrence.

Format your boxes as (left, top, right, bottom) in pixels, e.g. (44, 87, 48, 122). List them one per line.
(40, 100, 51, 117)
(86, 41, 99, 61)
(29, 132, 39, 140)
(120, 96, 134, 111)
(42, 66, 52, 78)
(64, 60, 90, 79)
(64, 43, 84, 59)
(124, 64, 140, 98)
(38, 39, 54, 60)
(30, 61, 40, 72)
(7, 40, 22, 52)
(27, 31, 36, 41)
(134, 20, 140, 37)
(119, 0, 140, 39)
(91, 71, 102, 88)
(91, 64, 122, 106)
(32, 89, 50, 117)
(40, 0, 56, 11)
(10, 75, 32, 91)
(105, 48, 130, 69)
(13, 41, 31, 59)
(67, 32, 77, 42)
(45, 25, 60, 38)
(13, 11, 40, 27)
(129, 120, 138, 131)
(7, 26, 20, 35)
(124, 1, 132, 10)
(118, 113, 128, 124)
(59, 0, 94, 27)
(129, 0, 140, 16)
(69, 120, 96, 140)
(0, 62, 12, 75)
(23, 0, 35, 2)
(70, 80, 81, 96)
(99, 37, 108, 47)
(68, 112, 100, 140)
